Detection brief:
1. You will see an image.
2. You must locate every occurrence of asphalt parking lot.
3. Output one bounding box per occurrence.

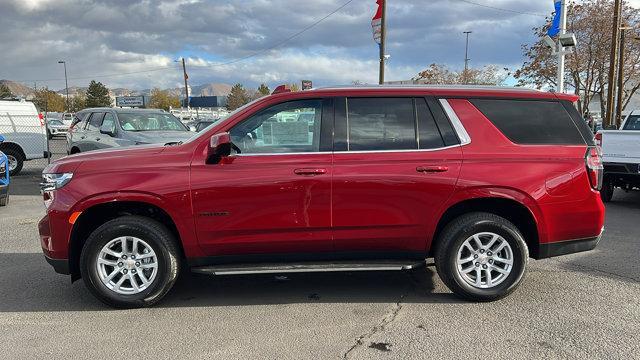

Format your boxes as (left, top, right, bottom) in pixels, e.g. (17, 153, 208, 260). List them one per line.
(1, 139, 639, 359)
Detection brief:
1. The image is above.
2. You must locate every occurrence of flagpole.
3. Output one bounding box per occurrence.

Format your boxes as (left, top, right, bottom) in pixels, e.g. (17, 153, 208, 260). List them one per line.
(378, 0, 386, 85)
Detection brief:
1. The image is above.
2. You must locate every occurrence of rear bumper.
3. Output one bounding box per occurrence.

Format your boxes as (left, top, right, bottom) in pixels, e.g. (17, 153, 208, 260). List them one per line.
(535, 229, 603, 259)
(44, 255, 70, 275)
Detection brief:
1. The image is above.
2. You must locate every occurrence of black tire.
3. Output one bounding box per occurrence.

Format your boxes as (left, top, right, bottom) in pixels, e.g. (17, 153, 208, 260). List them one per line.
(600, 177, 614, 203)
(2, 147, 24, 176)
(80, 216, 181, 308)
(435, 212, 529, 302)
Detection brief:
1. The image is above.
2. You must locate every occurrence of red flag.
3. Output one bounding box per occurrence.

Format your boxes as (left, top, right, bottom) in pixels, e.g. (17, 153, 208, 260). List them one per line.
(372, 0, 384, 45)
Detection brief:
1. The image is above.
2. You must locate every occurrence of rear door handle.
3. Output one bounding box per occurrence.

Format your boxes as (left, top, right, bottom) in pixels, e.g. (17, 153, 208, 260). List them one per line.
(294, 168, 327, 176)
(417, 165, 449, 173)
(95, 138, 101, 141)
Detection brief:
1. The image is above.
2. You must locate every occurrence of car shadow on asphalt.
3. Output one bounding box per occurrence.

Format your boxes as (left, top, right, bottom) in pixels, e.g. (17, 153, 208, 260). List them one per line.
(0, 253, 461, 312)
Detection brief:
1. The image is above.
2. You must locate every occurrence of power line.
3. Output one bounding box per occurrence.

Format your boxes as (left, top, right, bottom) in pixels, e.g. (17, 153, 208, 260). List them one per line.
(450, 0, 548, 17)
(190, 0, 356, 68)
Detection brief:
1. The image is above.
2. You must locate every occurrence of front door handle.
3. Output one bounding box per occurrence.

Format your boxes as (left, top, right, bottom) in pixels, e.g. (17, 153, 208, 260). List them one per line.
(95, 138, 101, 141)
(294, 168, 327, 176)
(417, 165, 449, 173)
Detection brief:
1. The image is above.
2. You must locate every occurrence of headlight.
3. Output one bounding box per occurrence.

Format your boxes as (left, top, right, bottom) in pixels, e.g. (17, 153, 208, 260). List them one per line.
(40, 173, 74, 192)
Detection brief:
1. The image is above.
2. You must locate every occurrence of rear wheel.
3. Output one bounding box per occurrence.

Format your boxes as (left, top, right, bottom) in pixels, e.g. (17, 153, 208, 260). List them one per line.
(2, 148, 24, 176)
(600, 176, 614, 203)
(435, 212, 528, 302)
(80, 216, 181, 308)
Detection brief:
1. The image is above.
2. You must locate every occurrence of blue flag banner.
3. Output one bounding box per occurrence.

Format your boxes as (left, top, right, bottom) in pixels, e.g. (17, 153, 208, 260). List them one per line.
(548, 0, 562, 37)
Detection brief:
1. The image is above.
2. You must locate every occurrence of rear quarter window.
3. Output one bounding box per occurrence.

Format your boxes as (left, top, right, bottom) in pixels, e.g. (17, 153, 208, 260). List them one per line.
(470, 99, 586, 145)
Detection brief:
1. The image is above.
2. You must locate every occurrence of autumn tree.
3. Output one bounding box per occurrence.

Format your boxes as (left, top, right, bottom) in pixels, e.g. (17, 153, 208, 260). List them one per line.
(257, 84, 271, 96)
(69, 93, 86, 113)
(514, 0, 640, 115)
(0, 84, 13, 98)
(226, 83, 250, 111)
(149, 88, 180, 111)
(85, 80, 112, 107)
(413, 64, 509, 86)
(32, 89, 65, 113)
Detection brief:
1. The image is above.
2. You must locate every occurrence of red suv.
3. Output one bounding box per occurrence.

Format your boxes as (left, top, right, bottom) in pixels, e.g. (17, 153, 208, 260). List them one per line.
(39, 86, 605, 308)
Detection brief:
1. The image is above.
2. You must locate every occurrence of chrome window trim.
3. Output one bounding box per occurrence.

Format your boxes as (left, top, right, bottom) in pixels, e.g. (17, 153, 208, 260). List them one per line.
(234, 145, 462, 157)
(439, 99, 471, 145)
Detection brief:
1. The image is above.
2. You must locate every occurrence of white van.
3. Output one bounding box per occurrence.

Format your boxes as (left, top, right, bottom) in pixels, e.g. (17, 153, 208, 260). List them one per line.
(0, 100, 48, 175)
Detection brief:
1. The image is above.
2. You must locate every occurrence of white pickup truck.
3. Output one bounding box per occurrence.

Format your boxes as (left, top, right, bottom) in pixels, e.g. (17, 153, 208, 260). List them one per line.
(597, 111, 640, 202)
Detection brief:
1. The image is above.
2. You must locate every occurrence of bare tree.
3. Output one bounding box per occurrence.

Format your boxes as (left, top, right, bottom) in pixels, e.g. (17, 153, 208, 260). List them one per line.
(515, 0, 640, 114)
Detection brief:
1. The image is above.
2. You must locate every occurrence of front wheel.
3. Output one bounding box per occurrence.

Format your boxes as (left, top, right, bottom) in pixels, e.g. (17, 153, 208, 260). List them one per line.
(80, 216, 181, 308)
(435, 212, 529, 302)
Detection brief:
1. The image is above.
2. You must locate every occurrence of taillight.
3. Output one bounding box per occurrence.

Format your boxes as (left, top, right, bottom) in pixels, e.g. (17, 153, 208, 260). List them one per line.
(585, 146, 603, 191)
(38, 113, 45, 126)
(595, 132, 602, 147)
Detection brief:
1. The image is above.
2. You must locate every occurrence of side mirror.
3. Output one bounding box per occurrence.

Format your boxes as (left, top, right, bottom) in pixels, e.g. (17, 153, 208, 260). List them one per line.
(100, 124, 116, 137)
(207, 132, 239, 164)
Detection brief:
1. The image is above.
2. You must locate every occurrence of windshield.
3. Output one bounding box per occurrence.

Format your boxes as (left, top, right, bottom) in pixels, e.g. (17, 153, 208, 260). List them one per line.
(118, 113, 188, 132)
(623, 115, 640, 130)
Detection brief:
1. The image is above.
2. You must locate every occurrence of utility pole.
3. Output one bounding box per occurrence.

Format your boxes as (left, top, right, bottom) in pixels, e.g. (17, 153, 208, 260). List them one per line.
(616, 26, 632, 128)
(378, 0, 387, 85)
(556, 0, 567, 93)
(605, 0, 623, 128)
(181, 57, 190, 109)
(58, 60, 69, 112)
(463, 31, 472, 84)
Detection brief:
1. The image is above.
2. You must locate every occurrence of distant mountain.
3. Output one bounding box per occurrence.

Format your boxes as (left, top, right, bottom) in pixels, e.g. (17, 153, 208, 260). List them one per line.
(192, 83, 232, 97)
(0, 79, 35, 98)
(1, 79, 233, 99)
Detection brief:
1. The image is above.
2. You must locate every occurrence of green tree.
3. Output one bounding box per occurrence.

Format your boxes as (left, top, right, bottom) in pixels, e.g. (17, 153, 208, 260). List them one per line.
(149, 88, 180, 111)
(85, 80, 112, 107)
(69, 93, 86, 113)
(226, 83, 250, 111)
(0, 84, 13, 98)
(33, 89, 65, 113)
(257, 83, 271, 96)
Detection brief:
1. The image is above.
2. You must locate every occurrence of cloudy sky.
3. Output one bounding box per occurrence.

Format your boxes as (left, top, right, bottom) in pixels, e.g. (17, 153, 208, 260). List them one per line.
(0, 0, 638, 91)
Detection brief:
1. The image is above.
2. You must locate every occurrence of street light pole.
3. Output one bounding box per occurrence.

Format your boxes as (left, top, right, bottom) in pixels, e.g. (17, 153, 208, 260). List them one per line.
(557, 0, 567, 93)
(463, 31, 472, 84)
(58, 60, 69, 112)
(605, 0, 623, 128)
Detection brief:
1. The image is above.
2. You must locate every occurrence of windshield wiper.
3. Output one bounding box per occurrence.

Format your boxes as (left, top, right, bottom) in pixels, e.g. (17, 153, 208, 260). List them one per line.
(164, 141, 183, 146)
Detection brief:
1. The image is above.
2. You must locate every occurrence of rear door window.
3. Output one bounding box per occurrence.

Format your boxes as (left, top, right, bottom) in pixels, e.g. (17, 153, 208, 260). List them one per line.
(86, 112, 105, 131)
(346, 98, 417, 151)
(470, 99, 585, 145)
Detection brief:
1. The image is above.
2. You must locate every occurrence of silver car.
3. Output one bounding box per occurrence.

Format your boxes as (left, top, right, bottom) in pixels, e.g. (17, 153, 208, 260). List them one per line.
(67, 108, 194, 154)
(46, 119, 69, 139)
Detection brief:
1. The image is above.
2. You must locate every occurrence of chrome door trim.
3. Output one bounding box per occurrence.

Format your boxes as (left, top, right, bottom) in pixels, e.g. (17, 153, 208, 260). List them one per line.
(439, 99, 472, 145)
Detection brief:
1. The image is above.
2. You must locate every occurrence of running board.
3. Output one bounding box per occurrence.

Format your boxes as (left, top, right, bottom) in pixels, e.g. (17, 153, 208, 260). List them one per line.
(191, 260, 425, 276)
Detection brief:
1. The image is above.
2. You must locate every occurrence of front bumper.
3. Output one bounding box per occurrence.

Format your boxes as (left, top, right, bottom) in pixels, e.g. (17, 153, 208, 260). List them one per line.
(535, 228, 604, 259)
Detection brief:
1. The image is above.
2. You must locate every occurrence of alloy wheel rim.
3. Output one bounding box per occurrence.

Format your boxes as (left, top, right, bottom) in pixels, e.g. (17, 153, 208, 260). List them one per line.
(456, 232, 514, 289)
(96, 236, 158, 295)
(7, 155, 17, 171)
